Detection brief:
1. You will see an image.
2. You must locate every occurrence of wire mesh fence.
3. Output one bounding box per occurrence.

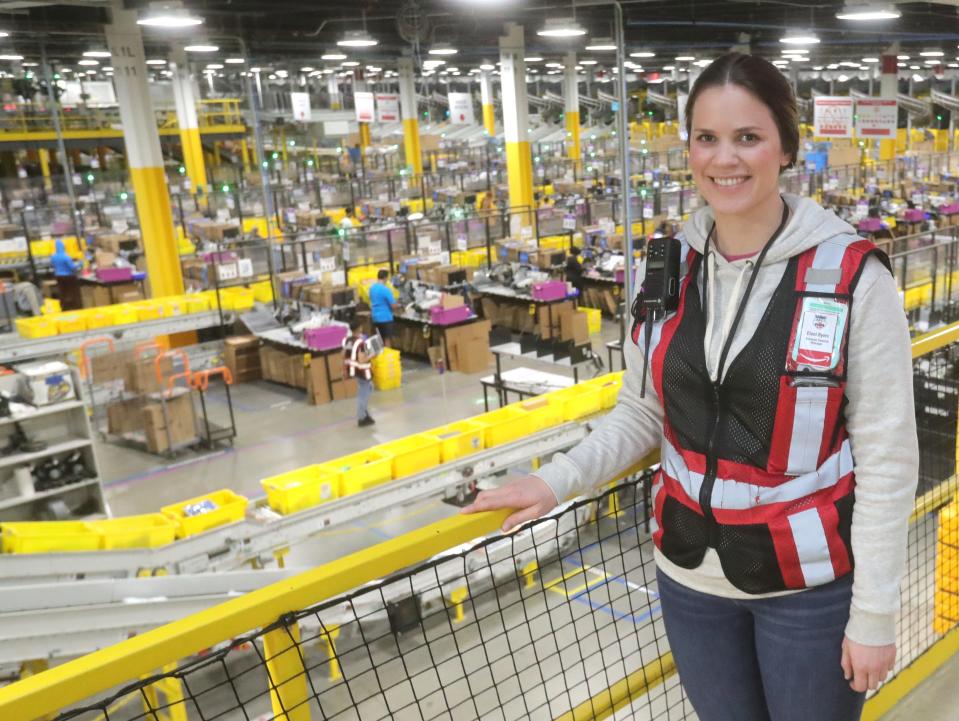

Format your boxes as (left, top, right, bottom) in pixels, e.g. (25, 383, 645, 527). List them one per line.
(22, 339, 959, 721)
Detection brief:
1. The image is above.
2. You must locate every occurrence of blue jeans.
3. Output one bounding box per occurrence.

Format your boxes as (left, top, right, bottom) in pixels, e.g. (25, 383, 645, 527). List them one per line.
(356, 377, 372, 420)
(656, 568, 865, 721)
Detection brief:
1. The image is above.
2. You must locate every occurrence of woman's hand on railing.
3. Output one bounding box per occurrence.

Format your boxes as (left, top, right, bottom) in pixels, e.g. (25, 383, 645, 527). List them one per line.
(460, 475, 559, 533)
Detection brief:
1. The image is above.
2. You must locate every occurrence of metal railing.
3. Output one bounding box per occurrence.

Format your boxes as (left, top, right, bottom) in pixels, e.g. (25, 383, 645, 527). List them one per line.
(1, 319, 958, 721)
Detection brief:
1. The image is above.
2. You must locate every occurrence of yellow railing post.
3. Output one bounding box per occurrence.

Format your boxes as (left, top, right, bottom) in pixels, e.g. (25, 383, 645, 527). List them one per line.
(522, 560, 539, 589)
(318, 624, 341, 682)
(140, 663, 186, 721)
(448, 586, 469, 623)
(262, 619, 312, 721)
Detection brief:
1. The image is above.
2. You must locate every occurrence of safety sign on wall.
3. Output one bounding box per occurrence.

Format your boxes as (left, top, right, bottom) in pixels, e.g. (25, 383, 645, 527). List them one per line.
(855, 99, 898, 138)
(375, 93, 400, 122)
(290, 92, 311, 122)
(448, 92, 475, 125)
(813, 97, 854, 137)
(354, 91, 375, 123)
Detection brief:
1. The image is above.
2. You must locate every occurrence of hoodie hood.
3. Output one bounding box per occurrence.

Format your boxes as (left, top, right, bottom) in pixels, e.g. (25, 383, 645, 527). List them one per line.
(54, 238, 67, 256)
(682, 193, 859, 264)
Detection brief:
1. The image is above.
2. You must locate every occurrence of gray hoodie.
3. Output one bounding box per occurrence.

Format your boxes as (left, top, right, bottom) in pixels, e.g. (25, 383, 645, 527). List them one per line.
(532, 193, 918, 646)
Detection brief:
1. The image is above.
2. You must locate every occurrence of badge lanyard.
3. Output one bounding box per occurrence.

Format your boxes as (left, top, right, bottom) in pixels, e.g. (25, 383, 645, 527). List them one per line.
(702, 198, 791, 382)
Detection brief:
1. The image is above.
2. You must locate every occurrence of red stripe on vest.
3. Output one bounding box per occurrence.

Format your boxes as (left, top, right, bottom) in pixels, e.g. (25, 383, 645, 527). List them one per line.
(769, 516, 807, 588)
(767, 376, 797, 475)
(652, 470, 669, 548)
(819, 502, 853, 579)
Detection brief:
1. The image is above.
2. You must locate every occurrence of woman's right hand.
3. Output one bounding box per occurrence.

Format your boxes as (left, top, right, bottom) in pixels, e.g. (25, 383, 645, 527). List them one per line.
(460, 475, 560, 532)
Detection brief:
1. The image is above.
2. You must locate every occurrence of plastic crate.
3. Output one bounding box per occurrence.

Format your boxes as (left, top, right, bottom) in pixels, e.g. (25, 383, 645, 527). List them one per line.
(261, 465, 340, 515)
(15, 316, 58, 338)
(185, 294, 210, 314)
(252, 281, 274, 304)
(517, 396, 564, 431)
(84, 311, 114, 330)
(1, 521, 101, 554)
(56, 313, 87, 334)
(41, 299, 61, 315)
(473, 406, 533, 447)
(591, 372, 623, 409)
(378, 434, 442, 479)
(161, 489, 248, 538)
(90, 514, 177, 550)
(135, 303, 164, 321)
(426, 420, 486, 462)
(320, 449, 394, 496)
(579, 307, 602, 336)
(221, 288, 255, 311)
(162, 298, 186, 317)
(111, 306, 139, 325)
(549, 384, 604, 421)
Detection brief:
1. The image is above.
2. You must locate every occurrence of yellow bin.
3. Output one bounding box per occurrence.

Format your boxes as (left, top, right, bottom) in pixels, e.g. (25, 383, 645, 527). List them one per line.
(90, 514, 177, 550)
(1, 521, 101, 554)
(56, 313, 87, 334)
(473, 406, 533, 448)
(378, 434, 442, 479)
(15, 316, 59, 338)
(84, 311, 114, 330)
(161, 489, 248, 538)
(111, 306, 140, 326)
(549, 384, 604, 421)
(261, 465, 340, 516)
(426, 420, 486, 463)
(320, 449, 394, 496)
(517, 396, 564, 432)
(185, 294, 211, 314)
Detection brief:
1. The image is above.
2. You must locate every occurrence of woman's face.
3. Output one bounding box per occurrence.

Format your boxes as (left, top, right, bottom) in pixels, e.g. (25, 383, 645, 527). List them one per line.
(688, 83, 791, 217)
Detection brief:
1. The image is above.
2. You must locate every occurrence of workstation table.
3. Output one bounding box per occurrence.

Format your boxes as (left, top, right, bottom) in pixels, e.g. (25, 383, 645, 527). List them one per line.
(77, 272, 147, 308)
(487, 339, 597, 409)
(473, 284, 579, 334)
(392, 312, 483, 368)
(479, 366, 574, 411)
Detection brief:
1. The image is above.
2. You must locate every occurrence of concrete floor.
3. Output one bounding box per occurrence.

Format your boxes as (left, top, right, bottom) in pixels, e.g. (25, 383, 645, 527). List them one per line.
(88, 318, 958, 721)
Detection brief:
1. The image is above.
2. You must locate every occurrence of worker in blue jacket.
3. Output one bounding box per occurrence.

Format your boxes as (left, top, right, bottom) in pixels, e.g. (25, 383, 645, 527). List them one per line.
(51, 238, 82, 310)
(369, 269, 399, 346)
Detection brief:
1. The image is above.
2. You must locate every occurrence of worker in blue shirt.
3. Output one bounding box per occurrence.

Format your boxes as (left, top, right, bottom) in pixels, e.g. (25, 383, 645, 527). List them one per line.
(368, 269, 398, 346)
(51, 237, 82, 310)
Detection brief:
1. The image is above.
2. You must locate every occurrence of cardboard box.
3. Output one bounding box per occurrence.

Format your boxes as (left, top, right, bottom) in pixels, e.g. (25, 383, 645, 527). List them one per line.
(307, 352, 355, 404)
(127, 355, 174, 394)
(89, 349, 134, 383)
(441, 319, 492, 373)
(94, 250, 117, 268)
(142, 392, 197, 454)
(440, 293, 464, 309)
(224, 335, 261, 383)
(108, 282, 142, 304)
(106, 398, 145, 436)
(538, 300, 575, 339)
(560, 311, 589, 345)
(80, 283, 112, 309)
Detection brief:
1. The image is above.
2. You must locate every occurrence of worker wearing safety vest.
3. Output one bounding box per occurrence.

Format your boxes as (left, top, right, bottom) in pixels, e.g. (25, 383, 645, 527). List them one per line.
(343, 317, 374, 427)
(464, 53, 918, 721)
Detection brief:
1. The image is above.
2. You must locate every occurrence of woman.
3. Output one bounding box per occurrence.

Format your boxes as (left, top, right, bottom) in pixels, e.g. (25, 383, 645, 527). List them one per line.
(51, 237, 82, 310)
(463, 53, 917, 721)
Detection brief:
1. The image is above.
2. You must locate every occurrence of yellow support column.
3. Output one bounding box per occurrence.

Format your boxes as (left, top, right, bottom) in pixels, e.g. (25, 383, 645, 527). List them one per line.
(480, 69, 496, 136)
(141, 663, 187, 721)
(499, 22, 534, 232)
(262, 621, 312, 721)
(281, 129, 288, 164)
(563, 52, 581, 170)
(106, 7, 184, 299)
(171, 49, 208, 196)
(241, 138, 251, 171)
(398, 57, 423, 176)
(318, 625, 342, 682)
(327, 74, 341, 110)
(38, 148, 52, 190)
(448, 586, 469, 623)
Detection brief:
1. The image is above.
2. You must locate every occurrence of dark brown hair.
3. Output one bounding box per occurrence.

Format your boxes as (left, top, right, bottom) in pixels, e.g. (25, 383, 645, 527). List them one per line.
(685, 52, 799, 171)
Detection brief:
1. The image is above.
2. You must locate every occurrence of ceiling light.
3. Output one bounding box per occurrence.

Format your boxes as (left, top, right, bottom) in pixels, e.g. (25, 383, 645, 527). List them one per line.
(429, 44, 457, 56)
(185, 44, 218, 53)
(912, 73, 925, 82)
(206, 63, 223, 69)
(537, 18, 587, 37)
(21, 61, 37, 67)
(897, 62, 906, 67)
(524, 56, 543, 62)
(950, 63, 959, 68)
(136, 3, 203, 28)
(300, 66, 314, 72)
(837, 74, 850, 82)
(909, 65, 920, 70)
(225, 58, 245, 64)
(78, 59, 99, 66)
(897, 55, 910, 60)
(839, 61, 862, 67)
(920, 50, 944, 57)
(630, 51, 655, 58)
(83, 50, 111, 58)
(0, 55, 25, 61)
(321, 52, 347, 61)
(586, 38, 617, 51)
(580, 59, 597, 65)
(146, 58, 167, 65)
(0, 33, 8, 38)
(924, 59, 941, 65)
(773, 60, 789, 66)
(479, 63, 495, 70)
(676, 55, 695, 62)
(780, 31, 820, 45)
(813, 65, 824, 70)
(423, 59, 445, 67)
(367, 65, 382, 71)
(545, 62, 564, 68)
(694, 59, 712, 67)
(663, 65, 675, 71)
(862, 57, 879, 63)
(836, 3, 901, 21)
(337, 30, 377, 47)
(341, 61, 360, 67)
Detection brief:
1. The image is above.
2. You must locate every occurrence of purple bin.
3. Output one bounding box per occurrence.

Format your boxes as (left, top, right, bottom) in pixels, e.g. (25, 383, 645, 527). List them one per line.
(940, 202, 959, 216)
(96, 266, 134, 282)
(430, 305, 472, 326)
(903, 209, 925, 223)
(615, 268, 625, 284)
(304, 325, 348, 351)
(531, 281, 568, 302)
(857, 218, 882, 233)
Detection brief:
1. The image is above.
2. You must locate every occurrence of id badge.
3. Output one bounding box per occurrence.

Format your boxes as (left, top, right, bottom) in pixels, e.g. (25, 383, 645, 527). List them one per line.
(790, 297, 847, 371)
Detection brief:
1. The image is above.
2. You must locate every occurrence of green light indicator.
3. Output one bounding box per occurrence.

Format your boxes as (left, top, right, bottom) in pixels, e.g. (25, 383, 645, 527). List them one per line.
(271, 152, 279, 159)
(289, 140, 296, 147)
(119, 191, 128, 201)
(178, 166, 186, 174)
(307, 159, 314, 167)
(222, 184, 230, 192)
(262, 161, 269, 168)
(86, 173, 94, 182)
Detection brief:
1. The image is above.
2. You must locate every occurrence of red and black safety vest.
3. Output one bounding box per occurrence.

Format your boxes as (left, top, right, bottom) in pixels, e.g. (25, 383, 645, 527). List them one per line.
(343, 335, 372, 381)
(634, 235, 889, 593)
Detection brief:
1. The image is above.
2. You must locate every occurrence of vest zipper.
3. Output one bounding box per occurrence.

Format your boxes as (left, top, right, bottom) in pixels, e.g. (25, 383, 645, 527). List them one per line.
(699, 382, 722, 532)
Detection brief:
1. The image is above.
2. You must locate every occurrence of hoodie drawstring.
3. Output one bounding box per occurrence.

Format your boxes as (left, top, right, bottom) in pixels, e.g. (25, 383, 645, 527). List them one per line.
(705, 251, 755, 382)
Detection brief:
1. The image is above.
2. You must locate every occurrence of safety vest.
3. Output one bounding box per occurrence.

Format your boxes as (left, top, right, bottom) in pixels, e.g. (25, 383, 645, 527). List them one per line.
(633, 234, 889, 593)
(343, 335, 372, 380)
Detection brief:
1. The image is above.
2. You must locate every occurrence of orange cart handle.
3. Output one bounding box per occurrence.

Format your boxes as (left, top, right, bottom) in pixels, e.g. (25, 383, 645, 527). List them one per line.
(154, 349, 191, 384)
(166, 371, 193, 393)
(191, 367, 233, 392)
(78, 337, 116, 379)
(134, 340, 162, 362)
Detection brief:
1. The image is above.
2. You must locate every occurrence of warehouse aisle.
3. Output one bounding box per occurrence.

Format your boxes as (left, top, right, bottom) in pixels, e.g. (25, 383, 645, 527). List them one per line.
(879, 654, 959, 721)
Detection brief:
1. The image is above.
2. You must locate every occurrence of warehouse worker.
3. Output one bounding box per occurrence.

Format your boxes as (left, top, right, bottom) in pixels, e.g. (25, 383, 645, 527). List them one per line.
(464, 53, 917, 721)
(564, 246, 584, 297)
(369, 269, 398, 346)
(343, 317, 374, 427)
(51, 237, 82, 310)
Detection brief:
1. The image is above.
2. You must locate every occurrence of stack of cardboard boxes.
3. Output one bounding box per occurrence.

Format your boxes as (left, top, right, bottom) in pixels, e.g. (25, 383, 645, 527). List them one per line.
(436, 319, 493, 374)
(224, 336, 262, 384)
(306, 351, 357, 405)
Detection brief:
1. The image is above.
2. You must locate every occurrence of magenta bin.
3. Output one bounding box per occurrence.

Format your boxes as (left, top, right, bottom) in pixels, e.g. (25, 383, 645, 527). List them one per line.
(531, 281, 568, 302)
(304, 325, 348, 351)
(903, 209, 925, 223)
(95, 267, 134, 282)
(429, 305, 472, 326)
(857, 218, 882, 232)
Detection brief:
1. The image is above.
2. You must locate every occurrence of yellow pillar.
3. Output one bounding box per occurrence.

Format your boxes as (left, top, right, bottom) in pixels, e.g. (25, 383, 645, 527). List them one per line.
(564, 52, 581, 168)
(398, 56, 423, 175)
(319, 625, 342, 681)
(213, 141, 222, 166)
(240, 138, 251, 171)
(359, 122, 371, 151)
(327, 74, 341, 110)
(170, 50, 208, 196)
(480, 69, 496, 136)
(499, 23, 534, 230)
(38, 148, 52, 190)
(449, 586, 469, 623)
(141, 663, 187, 721)
(262, 621, 312, 721)
(107, 7, 184, 299)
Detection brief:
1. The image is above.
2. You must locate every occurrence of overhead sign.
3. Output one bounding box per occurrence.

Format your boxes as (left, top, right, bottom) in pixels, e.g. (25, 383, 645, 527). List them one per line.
(290, 92, 311, 122)
(354, 91, 375, 123)
(814, 97, 854, 138)
(855, 98, 898, 138)
(448, 92, 475, 125)
(375, 93, 400, 122)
